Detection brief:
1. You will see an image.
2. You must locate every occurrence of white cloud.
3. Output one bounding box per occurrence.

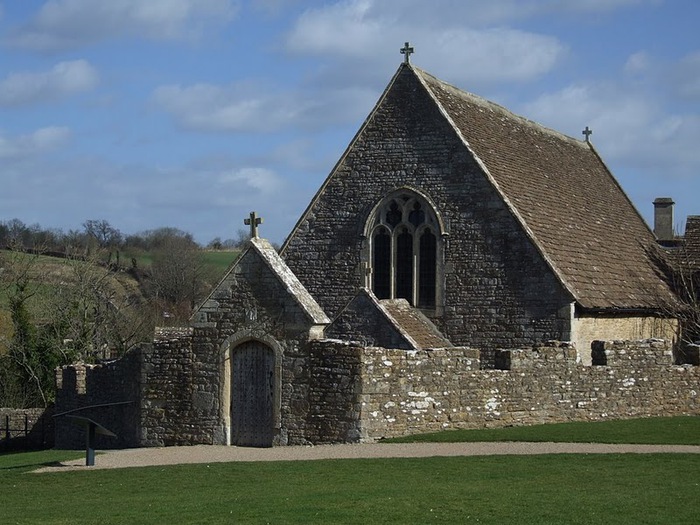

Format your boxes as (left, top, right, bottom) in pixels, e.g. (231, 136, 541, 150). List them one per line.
(286, 1, 566, 86)
(0, 60, 98, 106)
(7, 0, 239, 51)
(624, 51, 651, 75)
(522, 81, 700, 178)
(217, 167, 284, 195)
(551, 0, 658, 13)
(153, 82, 305, 132)
(0, 127, 71, 159)
(425, 28, 565, 84)
(153, 80, 376, 133)
(287, 0, 383, 58)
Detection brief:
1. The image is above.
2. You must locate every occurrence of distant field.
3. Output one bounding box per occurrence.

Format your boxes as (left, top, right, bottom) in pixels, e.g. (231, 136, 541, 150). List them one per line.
(202, 250, 240, 272)
(382, 416, 700, 446)
(120, 248, 239, 273)
(0, 248, 240, 347)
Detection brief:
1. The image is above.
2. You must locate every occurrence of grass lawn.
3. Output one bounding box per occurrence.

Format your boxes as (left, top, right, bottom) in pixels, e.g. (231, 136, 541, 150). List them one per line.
(383, 416, 700, 445)
(1, 450, 698, 524)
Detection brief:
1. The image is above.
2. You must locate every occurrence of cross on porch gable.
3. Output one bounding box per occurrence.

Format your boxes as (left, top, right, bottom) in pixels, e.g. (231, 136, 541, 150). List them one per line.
(400, 42, 414, 64)
(244, 211, 263, 238)
(582, 126, 593, 142)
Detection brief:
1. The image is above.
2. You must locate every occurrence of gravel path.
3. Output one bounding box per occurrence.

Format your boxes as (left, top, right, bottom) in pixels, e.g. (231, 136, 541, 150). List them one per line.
(35, 442, 700, 472)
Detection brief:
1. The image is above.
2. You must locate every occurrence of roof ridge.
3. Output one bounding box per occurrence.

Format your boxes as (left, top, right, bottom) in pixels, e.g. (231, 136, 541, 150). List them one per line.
(411, 65, 588, 148)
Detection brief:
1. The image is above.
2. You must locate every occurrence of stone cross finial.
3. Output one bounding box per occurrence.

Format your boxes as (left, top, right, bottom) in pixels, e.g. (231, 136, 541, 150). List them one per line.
(244, 211, 263, 238)
(400, 42, 414, 64)
(582, 126, 593, 142)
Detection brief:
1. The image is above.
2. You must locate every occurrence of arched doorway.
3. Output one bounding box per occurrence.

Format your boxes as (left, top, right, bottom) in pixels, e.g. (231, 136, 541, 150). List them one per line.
(230, 340, 275, 447)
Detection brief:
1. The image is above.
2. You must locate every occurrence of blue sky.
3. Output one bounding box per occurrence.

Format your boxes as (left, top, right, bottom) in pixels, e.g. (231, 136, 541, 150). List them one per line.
(1, 0, 698, 245)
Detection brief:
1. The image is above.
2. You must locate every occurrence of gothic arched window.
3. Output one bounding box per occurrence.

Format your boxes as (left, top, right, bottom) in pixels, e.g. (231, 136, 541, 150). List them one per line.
(365, 190, 443, 309)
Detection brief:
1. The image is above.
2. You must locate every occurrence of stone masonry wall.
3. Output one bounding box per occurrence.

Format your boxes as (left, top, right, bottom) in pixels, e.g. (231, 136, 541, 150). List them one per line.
(307, 339, 365, 443)
(139, 327, 223, 447)
(54, 349, 141, 449)
(0, 407, 54, 450)
(281, 65, 573, 361)
(350, 339, 699, 440)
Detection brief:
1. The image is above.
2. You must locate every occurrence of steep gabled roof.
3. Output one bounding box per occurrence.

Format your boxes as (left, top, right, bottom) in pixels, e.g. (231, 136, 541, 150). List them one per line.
(247, 238, 330, 324)
(193, 237, 329, 326)
(326, 289, 452, 350)
(412, 65, 676, 310)
(378, 298, 453, 349)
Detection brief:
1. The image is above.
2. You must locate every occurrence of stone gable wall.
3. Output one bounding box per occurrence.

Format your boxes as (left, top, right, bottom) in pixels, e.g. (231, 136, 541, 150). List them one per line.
(281, 66, 572, 361)
(192, 247, 323, 445)
(325, 293, 413, 349)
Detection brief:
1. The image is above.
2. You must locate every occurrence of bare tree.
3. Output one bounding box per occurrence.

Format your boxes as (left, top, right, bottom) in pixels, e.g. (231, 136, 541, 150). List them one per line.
(648, 242, 700, 361)
(83, 219, 122, 264)
(0, 244, 154, 406)
(48, 253, 153, 359)
(149, 231, 209, 322)
(0, 245, 59, 407)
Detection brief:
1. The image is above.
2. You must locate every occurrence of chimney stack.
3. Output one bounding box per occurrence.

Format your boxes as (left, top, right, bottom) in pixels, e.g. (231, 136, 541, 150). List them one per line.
(653, 197, 675, 241)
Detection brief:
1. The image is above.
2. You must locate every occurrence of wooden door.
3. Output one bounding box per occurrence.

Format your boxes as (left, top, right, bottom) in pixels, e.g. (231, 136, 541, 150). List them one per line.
(231, 341, 275, 447)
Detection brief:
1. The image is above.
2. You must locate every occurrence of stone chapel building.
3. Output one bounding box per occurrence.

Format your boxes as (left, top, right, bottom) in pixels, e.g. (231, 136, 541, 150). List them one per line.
(277, 59, 678, 364)
(55, 53, 697, 450)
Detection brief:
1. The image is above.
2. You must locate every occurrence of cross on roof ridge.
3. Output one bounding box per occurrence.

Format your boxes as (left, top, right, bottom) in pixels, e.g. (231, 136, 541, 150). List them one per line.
(582, 126, 593, 142)
(400, 42, 414, 64)
(244, 211, 263, 238)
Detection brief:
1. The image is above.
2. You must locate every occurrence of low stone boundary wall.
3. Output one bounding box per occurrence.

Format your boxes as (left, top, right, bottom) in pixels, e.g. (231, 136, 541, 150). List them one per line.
(0, 407, 54, 450)
(55, 337, 699, 447)
(350, 339, 699, 440)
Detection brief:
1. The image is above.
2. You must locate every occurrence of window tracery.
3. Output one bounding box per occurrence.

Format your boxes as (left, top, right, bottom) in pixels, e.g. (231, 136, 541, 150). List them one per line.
(365, 190, 442, 309)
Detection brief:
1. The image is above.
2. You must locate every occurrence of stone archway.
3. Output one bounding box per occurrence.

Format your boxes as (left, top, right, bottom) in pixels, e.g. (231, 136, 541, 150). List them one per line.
(230, 340, 276, 447)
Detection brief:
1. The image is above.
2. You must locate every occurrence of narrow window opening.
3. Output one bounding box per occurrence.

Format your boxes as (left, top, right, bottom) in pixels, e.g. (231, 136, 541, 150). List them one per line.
(396, 228, 414, 301)
(418, 230, 436, 307)
(373, 229, 391, 299)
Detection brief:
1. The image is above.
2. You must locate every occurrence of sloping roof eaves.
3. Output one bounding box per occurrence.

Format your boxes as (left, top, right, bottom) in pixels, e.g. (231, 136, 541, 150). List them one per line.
(413, 66, 676, 310)
(378, 299, 453, 349)
(250, 238, 330, 325)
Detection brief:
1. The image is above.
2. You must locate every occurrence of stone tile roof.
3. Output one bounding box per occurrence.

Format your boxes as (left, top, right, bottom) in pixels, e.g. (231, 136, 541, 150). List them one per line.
(378, 299, 453, 349)
(414, 66, 677, 310)
(326, 289, 452, 350)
